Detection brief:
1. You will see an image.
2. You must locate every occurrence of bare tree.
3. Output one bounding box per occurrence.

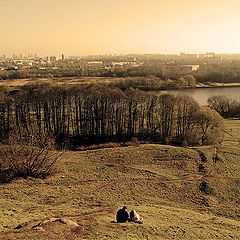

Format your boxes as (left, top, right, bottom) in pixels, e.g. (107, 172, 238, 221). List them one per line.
(208, 95, 239, 118)
(0, 124, 62, 179)
(194, 106, 224, 145)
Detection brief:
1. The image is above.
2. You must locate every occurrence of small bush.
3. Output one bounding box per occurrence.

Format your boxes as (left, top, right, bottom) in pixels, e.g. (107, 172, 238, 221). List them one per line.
(0, 125, 62, 181)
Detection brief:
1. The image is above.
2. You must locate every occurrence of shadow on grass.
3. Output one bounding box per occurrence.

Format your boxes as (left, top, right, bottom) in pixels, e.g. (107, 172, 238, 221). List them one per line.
(0, 168, 52, 184)
(0, 169, 15, 183)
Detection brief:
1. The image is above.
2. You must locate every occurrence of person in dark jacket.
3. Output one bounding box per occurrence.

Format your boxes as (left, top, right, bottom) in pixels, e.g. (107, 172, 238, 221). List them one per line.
(116, 206, 129, 223)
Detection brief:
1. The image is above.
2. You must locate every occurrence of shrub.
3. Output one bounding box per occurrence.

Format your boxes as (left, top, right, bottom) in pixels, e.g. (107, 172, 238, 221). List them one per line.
(0, 125, 62, 181)
(194, 106, 225, 145)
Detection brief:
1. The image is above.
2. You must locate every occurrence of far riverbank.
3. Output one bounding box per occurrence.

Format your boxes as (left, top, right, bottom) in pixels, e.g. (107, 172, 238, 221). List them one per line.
(196, 82, 240, 88)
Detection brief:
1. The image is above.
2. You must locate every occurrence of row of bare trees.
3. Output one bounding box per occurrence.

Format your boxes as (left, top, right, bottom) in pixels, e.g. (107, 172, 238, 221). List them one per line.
(208, 95, 240, 118)
(0, 84, 224, 147)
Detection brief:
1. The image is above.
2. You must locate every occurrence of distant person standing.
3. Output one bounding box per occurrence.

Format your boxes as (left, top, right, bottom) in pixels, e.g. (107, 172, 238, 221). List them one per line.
(116, 206, 129, 223)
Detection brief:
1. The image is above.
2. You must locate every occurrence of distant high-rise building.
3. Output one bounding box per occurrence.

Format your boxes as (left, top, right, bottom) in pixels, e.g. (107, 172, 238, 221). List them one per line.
(2, 54, 6, 60)
(61, 54, 64, 60)
(19, 54, 23, 59)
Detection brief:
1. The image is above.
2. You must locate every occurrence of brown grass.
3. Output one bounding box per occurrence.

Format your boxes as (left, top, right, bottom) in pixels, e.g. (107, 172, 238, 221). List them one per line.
(0, 76, 137, 88)
(0, 136, 240, 239)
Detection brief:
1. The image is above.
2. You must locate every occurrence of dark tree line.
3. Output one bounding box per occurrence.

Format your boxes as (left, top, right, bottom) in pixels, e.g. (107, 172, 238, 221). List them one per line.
(0, 84, 224, 148)
(208, 95, 240, 118)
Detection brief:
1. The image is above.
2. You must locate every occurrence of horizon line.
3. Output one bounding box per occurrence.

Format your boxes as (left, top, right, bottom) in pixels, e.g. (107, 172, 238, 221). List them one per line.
(2, 51, 240, 58)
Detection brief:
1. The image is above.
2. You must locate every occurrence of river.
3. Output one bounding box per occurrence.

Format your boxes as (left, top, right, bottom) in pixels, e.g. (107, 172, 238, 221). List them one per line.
(155, 86, 240, 105)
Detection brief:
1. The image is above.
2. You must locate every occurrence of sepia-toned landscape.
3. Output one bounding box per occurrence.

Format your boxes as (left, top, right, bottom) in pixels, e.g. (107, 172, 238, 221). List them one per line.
(0, 118, 240, 239)
(1, 0, 240, 239)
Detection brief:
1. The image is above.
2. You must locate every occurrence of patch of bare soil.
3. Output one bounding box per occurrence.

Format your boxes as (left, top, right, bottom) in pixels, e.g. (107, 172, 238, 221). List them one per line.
(1, 218, 84, 240)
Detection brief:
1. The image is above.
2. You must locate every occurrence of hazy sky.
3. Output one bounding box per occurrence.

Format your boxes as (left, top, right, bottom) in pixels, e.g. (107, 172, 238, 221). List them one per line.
(1, 0, 240, 56)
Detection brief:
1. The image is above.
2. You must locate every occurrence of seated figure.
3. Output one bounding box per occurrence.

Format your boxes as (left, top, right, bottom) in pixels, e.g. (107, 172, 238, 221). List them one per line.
(130, 210, 143, 224)
(116, 206, 129, 223)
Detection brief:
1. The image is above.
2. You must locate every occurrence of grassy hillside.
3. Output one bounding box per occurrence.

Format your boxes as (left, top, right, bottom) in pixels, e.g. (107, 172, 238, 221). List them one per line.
(0, 119, 240, 239)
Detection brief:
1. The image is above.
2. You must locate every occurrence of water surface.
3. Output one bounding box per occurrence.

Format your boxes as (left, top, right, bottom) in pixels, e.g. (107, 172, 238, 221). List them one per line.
(156, 87, 240, 105)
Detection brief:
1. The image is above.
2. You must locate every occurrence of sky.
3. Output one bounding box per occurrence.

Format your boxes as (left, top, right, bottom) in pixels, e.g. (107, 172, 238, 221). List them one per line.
(0, 0, 240, 56)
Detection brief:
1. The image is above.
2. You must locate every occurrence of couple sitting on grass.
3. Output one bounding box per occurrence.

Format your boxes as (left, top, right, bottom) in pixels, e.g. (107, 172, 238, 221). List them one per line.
(116, 206, 143, 224)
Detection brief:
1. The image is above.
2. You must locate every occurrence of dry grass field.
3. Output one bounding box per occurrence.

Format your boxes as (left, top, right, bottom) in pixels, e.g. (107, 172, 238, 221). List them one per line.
(0, 76, 140, 88)
(1, 76, 240, 89)
(0, 120, 240, 239)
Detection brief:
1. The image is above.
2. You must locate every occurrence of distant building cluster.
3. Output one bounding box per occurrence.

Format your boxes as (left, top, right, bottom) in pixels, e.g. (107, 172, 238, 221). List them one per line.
(0, 53, 66, 62)
(0, 53, 66, 71)
(181, 65, 199, 71)
(1, 52, 240, 74)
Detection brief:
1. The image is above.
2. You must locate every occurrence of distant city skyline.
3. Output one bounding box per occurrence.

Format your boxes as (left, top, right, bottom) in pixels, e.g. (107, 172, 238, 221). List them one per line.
(1, 0, 240, 56)
(2, 51, 240, 59)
